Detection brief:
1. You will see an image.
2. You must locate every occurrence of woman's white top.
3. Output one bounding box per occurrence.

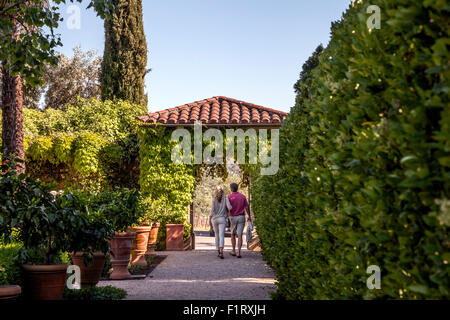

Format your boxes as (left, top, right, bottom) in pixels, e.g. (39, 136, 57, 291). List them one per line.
(209, 197, 232, 219)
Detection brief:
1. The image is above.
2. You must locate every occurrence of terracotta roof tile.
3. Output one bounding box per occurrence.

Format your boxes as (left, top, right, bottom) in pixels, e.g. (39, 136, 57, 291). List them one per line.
(272, 113, 281, 123)
(261, 110, 270, 123)
(179, 108, 189, 124)
(158, 112, 169, 123)
(200, 102, 210, 122)
(210, 101, 220, 124)
(251, 108, 260, 123)
(168, 110, 179, 124)
(138, 96, 287, 127)
(241, 105, 250, 124)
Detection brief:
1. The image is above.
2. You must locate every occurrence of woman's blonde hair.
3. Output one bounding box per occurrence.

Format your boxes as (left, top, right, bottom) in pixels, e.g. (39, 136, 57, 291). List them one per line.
(214, 186, 224, 203)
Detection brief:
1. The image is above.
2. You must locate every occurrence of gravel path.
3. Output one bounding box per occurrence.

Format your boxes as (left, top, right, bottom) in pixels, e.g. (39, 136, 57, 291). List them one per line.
(98, 249, 276, 300)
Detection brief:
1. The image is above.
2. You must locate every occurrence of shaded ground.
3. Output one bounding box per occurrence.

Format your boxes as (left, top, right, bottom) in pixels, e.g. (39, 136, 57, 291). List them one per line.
(128, 255, 167, 277)
(99, 234, 276, 300)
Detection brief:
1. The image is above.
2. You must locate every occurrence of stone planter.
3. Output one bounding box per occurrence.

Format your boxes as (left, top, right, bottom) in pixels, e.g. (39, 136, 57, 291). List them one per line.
(22, 264, 68, 300)
(146, 222, 160, 254)
(0, 285, 21, 300)
(166, 224, 184, 251)
(109, 232, 136, 280)
(130, 226, 152, 266)
(70, 252, 106, 287)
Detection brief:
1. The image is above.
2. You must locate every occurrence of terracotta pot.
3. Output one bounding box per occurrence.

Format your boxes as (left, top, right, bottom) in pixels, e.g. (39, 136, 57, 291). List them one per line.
(166, 224, 184, 251)
(0, 285, 21, 300)
(70, 252, 106, 288)
(22, 264, 68, 300)
(109, 232, 136, 280)
(130, 226, 152, 266)
(146, 222, 160, 254)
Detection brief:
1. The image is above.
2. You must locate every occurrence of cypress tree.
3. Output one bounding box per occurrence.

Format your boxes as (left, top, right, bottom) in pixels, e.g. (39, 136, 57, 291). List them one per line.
(100, 0, 148, 107)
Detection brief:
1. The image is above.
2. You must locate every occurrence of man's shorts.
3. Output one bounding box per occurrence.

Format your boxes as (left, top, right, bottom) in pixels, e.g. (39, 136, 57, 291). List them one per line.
(229, 215, 245, 236)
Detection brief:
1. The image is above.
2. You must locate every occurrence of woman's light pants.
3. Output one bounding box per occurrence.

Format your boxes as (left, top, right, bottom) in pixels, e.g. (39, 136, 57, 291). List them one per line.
(211, 216, 226, 250)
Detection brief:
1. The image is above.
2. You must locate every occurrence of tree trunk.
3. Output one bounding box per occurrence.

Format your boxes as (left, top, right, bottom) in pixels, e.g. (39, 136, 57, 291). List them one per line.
(1, 61, 25, 174)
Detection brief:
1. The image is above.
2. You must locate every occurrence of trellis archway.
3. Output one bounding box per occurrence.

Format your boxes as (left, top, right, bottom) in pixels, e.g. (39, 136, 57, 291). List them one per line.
(137, 96, 287, 249)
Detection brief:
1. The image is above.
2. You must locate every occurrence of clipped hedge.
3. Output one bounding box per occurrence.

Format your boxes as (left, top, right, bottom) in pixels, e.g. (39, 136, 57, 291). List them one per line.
(63, 285, 126, 300)
(252, 0, 449, 299)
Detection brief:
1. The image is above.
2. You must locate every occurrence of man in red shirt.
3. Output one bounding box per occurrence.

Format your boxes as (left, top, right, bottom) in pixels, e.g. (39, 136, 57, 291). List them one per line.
(227, 183, 252, 258)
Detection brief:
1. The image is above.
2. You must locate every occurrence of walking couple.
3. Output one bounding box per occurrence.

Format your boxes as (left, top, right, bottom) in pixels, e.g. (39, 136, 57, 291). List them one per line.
(209, 183, 252, 259)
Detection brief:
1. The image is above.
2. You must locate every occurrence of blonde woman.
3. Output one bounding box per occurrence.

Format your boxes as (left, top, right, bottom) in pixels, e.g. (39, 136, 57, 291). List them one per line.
(209, 186, 232, 259)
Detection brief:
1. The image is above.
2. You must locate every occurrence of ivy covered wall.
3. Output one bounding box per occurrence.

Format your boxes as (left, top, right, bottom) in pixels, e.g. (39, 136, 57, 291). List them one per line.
(139, 126, 196, 224)
(1, 97, 146, 190)
(138, 124, 275, 248)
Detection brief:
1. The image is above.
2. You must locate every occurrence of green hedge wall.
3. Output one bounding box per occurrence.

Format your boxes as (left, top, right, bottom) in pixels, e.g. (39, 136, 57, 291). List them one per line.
(252, 0, 449, 299)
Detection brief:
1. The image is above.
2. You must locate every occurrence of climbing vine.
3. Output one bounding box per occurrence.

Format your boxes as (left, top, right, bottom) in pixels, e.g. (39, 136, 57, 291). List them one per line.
(138, 124, 276, 247)
(1, 97, 146, 190)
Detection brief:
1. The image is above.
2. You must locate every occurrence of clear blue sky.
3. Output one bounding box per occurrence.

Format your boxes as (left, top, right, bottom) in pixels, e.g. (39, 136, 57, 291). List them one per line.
(55, 0, 351, 113)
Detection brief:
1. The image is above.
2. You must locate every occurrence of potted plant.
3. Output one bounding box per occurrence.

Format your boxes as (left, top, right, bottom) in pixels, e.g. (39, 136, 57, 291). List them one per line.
(23, 193, 116, 300)
(0, 174, 67, 299)
(64, 191, 115, 288)
(0, 242, 22, 300)
(0, 159, 67, 300)
(96, 189, 145, 279)
(0, 159, 113, 299)
(129, 201, 153, 266)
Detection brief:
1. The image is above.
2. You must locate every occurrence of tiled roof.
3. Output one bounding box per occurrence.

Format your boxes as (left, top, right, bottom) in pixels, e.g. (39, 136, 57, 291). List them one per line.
(137, 96, 287, 127)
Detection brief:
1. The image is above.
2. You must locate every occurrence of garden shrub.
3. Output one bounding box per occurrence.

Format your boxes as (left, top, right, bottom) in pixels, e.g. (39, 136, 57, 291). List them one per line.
(90, 188, 146, 232)
(1, 158, 114, 266)
(18, 97, 146, 190)
(21, 98, 145, 140)
(101, 254, 112, 277)
(52, 134, 75, 165)
(0, 243, 22, 286)
(0, 243, 71, 288)
(252, 0, 449, 299)
(72, 132, 109, 177)
(26, 136, 54, 163)
(63, 285, 126, 300)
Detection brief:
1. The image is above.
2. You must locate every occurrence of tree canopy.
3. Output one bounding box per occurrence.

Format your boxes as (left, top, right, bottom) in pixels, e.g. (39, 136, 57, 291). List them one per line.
(0, 0, 113, 85)
(100, 0, 148, 107)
